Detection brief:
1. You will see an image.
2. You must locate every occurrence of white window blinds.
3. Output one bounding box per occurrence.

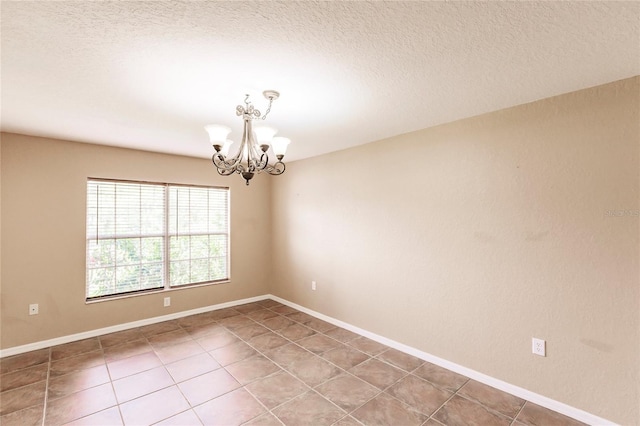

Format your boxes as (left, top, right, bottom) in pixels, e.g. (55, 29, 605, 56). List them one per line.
(168, 186, 229, 286)
(86, 179, 229, 300)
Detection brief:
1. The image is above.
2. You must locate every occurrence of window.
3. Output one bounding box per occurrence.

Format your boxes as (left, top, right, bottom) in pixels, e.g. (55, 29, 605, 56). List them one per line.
(86, 179, 229, 300)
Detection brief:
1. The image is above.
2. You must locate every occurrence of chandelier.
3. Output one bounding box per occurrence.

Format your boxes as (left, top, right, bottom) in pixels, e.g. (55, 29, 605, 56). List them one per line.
(205, 90, 290, 185)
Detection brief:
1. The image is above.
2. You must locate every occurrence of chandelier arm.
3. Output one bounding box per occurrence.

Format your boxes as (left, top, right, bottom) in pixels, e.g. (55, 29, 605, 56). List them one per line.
(265, 161, 286, 176)
(245, 116, 264, 173)
(212, 153, 242, 171)
(254, 152, 269, 171)
(246, 159, 256, 173)
(224, 156, 242, 170)
(212, 153, 230, 169)
(244, 117, 254, 170)
(212, 154, 236, 175)
(249, 140, 266, 170)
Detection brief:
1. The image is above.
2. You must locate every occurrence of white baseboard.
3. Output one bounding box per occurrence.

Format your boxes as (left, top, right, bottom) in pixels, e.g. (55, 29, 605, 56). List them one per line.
(0, 293, 615, 425)
(268, 295, 616, 426)
(0, 294, 269, 358)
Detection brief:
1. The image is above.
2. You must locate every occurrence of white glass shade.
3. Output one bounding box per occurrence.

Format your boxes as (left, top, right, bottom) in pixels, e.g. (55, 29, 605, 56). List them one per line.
(204, 124, 231, 145)
(253, 126, 278, 145)
(271, 137, 291, 157)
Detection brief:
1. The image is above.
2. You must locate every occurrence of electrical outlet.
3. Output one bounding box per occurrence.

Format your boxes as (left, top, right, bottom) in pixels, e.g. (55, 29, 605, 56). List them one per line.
(532, 337, 546, 356)
(29, 303, 39, 315)
(164, 297, 171, 307)
(311, 281, 317, 291)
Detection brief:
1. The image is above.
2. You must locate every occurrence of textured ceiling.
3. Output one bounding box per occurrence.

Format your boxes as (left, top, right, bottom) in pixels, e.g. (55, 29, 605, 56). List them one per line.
(2, 1, 639, 161)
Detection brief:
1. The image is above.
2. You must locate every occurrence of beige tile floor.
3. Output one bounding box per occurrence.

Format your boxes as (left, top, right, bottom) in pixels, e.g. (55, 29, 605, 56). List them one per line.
(0, 299, 586, 426)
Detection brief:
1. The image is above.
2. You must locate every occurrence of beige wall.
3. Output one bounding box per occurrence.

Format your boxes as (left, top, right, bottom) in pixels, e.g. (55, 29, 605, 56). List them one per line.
(0, 134, 272, 348)
(271, 77, 640, 424)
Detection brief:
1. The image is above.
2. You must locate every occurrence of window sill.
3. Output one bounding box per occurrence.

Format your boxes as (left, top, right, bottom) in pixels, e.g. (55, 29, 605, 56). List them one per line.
(85, 279, 232, 304)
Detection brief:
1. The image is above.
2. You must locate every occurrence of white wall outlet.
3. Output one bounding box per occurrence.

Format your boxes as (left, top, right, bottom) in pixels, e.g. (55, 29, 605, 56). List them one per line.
(532, 337, 546, 356)
(164, 297, 171, 307)
(311, 281, 317, 291)
(29, 303, 39, 315)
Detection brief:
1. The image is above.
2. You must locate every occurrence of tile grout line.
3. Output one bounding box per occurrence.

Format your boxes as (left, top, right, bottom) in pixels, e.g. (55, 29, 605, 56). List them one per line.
(344, 364, 420, 421)
(62, 332, 134, 424)
(101, 335, 127, 426)
(454, 390, 520, 423)
(158, 318, 219, 426)
(148, 337, 192, 426)
(452, 376, 529, 425)
(218, 303, 291, 425)
(233, 305, 291, 425)
(510, 400, 529, 426)
(40, 347, 52, 426)
(427, 386, 459, 424)
(424, 416, 446, 426)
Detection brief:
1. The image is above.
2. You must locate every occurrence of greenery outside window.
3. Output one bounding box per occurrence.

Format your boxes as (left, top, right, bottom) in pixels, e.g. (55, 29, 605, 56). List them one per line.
(86, 179, 229, 300)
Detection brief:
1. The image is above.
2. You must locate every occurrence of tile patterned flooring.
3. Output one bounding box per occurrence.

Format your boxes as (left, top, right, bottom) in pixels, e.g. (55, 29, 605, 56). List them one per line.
(0, 299, 587, 426)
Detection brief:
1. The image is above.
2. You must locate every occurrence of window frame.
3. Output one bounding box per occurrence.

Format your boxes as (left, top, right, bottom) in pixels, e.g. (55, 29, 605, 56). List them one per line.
(85, 178, 230, 302)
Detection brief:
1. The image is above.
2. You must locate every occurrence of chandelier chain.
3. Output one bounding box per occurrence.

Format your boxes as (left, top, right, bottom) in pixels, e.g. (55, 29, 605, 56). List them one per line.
(261, 96, 274, 120)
